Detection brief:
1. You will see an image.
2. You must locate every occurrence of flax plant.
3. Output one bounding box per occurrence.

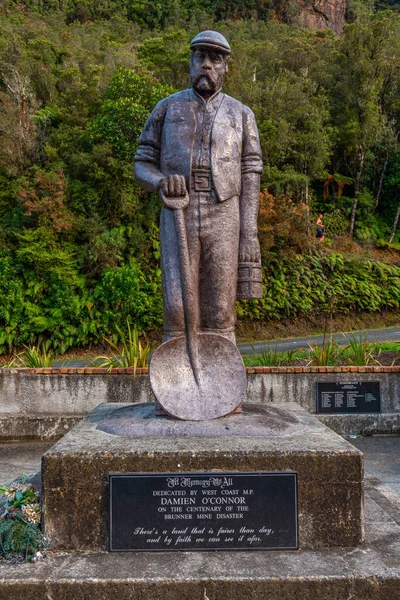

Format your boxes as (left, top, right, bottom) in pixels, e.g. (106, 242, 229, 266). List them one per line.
(5, 345, 54, 368)
(307, 338, 344, 366)
(94, 322, 151, 374)
(244, 346, 299, 367)
(344, 333, 377, 366)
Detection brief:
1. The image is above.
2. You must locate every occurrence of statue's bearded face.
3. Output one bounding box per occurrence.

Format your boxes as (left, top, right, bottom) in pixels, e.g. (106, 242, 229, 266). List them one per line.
(190, 48, 228, 98)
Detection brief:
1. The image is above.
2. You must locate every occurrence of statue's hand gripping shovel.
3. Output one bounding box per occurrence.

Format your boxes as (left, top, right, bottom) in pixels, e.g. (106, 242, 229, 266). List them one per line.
(149, 190, 246, 421)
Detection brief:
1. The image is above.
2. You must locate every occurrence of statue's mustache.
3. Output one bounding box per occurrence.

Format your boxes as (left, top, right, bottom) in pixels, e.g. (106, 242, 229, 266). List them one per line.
(192, 71, 216, 84)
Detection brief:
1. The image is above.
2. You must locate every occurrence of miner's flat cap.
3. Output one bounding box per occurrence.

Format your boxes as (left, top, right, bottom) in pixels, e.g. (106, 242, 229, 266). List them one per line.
(190, 30, 231, 55)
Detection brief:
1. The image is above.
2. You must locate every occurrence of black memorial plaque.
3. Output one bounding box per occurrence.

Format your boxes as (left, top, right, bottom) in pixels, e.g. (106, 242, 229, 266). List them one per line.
(316, 381, 381, 414)
(109, 471, 298, 552)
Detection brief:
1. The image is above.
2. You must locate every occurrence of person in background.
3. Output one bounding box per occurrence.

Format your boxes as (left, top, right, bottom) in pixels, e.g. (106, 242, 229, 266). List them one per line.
(316, 213, 325, 242)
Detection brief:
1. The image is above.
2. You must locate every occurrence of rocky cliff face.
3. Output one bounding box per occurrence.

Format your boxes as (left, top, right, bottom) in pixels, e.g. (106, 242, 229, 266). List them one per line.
(297, 0, 348, 34)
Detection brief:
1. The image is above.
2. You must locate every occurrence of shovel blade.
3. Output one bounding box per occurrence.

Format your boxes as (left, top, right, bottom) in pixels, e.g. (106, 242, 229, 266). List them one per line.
(149, 334, 246, 420)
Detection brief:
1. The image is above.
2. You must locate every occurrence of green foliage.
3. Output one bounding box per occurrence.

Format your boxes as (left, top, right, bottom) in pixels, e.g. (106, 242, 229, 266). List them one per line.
(93, 259, 163, 333)
(344, 332, 376, 365)
(0, 249, 162, 354)
(226, 29, 336, 197)
(7, 344, 55, 368)
(244, 346, 299, 367)
(137, 31, 189, 88)
(94, 321, 151, 372)
(237, 251, 400, 323)
(0, 482, 38, 509)
(0, 5, 400, 354)
(0, 514, 49, 562)
(376, 239, 400, 251)
(86, 68, 174, 162)
(12, 0, 283, 27)
(0, 479, 48, 562)
(322, 211, 349, 237)
(307, 338, 344, 366)
(239, 338, 400, 367)
(353, 190, 387, 242)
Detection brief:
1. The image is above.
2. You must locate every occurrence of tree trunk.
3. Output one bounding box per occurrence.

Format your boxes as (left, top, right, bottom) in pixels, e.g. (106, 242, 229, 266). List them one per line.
(374, 152, 388, 211)
(305, 179, 310, 239)
(349, 145, 365, 238)
(389, 202, 400, 243)
(305, 179, 309, 206)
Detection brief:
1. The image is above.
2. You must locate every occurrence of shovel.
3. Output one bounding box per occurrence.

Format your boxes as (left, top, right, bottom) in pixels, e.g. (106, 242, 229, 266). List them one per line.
(149, 190, 246, 421)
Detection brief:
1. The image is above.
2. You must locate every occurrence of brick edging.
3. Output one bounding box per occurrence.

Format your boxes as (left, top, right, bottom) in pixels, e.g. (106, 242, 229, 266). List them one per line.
(0, 366, 399, 375)
(246, 366, 400, 373)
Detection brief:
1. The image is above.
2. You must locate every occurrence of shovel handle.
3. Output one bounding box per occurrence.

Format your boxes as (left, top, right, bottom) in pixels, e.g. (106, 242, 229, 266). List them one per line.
(159, 190, 201, 385)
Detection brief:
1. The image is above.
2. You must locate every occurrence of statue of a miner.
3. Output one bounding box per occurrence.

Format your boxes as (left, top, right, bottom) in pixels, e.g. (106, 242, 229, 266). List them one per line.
(135, 30, 262, 346)
(135, 31, 262, 420)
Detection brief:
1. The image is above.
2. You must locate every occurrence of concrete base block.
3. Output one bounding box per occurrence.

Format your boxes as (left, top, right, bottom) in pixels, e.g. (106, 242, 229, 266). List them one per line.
(0, 556, 399, 600)
(42, 402, 364, 551)
(2, 483, 400, 600)
(318, 413, 400, 436)
(0, 414, 82, 441)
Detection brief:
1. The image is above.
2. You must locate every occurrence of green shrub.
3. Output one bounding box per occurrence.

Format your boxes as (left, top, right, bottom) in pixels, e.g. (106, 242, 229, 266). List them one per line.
(0, 479, 49, 562)
(322, 212, 349, 237)
(0, 515, 49, 562)
(0, 251, 162, 354)
(376, 239, 400, 252)
(237, 251, 400, 323)
(86, 69, 174, 163)
(93, 259, 163, 335)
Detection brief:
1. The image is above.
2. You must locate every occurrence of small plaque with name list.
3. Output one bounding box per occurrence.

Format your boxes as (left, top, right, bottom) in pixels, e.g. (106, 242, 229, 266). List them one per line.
(109, 471, 298, 552)
(316, 381, 381, 414)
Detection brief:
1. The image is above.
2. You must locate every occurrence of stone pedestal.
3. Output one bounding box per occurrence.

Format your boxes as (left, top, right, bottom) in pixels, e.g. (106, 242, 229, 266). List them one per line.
(42, 402, 364, 551)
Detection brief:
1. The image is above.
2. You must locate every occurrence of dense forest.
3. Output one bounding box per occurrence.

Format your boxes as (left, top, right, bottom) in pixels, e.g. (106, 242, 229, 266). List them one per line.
(1, 0, 400, 353)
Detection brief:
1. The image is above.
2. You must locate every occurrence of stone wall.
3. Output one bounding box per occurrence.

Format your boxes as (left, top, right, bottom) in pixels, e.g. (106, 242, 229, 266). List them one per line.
(0, 366, 399, 439)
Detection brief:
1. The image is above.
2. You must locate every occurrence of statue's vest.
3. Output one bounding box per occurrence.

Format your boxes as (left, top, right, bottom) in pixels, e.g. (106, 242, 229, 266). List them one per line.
(160, 90, 243, 202)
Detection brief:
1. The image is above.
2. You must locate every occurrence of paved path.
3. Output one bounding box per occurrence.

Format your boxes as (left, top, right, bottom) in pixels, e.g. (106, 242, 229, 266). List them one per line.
(0, 441, 53, 487)
(349, 434, 400, 498)
(239, 325, 400, 355)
